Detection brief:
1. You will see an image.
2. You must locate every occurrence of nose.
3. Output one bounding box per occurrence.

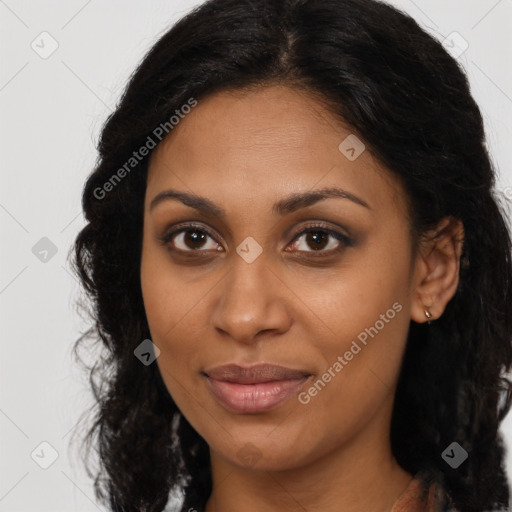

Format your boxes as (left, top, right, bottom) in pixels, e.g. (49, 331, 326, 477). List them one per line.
(211, 251, 293, 345)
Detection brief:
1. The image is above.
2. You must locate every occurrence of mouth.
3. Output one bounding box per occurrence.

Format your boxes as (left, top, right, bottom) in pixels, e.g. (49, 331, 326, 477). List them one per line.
(202, 363, 312, 414)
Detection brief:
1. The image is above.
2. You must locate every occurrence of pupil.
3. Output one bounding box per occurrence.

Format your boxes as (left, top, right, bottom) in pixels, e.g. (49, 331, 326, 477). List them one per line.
(308, 231, 328, 250)
(186, 230, 206, 249)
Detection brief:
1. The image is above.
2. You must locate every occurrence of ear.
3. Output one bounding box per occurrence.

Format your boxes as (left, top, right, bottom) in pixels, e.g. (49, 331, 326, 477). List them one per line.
(410, 216, 465, 324)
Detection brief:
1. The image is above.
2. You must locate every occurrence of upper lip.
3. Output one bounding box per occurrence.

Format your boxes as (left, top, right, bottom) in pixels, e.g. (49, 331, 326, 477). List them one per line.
(203, 364, 311, 384)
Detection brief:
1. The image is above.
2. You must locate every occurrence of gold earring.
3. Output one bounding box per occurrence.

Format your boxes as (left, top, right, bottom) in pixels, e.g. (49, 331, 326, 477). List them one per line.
(424, 309, 432, 325)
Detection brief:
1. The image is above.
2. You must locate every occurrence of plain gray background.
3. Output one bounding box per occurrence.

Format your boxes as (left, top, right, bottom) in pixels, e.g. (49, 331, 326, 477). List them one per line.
(1, 1, 512, 510)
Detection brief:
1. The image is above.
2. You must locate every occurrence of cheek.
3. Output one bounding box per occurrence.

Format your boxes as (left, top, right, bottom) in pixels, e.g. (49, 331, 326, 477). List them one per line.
(140, 241, 206, 341)
(140, 245, 221, 412)
(140, 248, 192, 381)
(295, 244, 410, 351)
(293, 233, 412, 408)
(293, 304, 409, 463)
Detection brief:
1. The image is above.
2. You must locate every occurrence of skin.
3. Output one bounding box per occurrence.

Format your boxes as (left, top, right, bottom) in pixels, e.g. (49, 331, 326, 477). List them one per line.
(140, 85, 464, 512)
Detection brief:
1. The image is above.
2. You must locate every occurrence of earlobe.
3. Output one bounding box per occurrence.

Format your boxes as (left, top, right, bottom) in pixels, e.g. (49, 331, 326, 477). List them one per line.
(410, 216, 465, 324)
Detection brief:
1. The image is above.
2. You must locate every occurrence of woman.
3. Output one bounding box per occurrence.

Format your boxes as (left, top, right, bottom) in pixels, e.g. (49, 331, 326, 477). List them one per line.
(72, 0, 512, 511)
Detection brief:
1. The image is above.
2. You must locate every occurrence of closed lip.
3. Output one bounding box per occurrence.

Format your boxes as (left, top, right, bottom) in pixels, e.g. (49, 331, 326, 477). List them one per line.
(203, 363, 312, 384)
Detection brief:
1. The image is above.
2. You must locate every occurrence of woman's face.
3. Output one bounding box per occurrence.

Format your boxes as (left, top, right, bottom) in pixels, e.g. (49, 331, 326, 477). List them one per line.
(140, 85, 420, 471)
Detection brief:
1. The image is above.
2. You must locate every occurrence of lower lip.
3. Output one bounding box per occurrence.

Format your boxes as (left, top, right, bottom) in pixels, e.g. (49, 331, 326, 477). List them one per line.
(205, 376, 310, 413)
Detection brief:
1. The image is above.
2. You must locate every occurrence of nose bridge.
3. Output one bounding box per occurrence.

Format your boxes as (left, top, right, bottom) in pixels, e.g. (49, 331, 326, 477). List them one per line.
(211, 248, 290, 341)
(221, 250, 271, 318)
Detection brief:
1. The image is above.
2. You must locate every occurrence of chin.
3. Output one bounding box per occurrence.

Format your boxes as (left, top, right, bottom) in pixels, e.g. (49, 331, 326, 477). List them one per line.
(208, 430, 313, 472)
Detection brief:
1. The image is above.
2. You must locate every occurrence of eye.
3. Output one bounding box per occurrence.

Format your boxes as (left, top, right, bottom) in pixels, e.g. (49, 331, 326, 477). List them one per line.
(286, 223, 352, 256)
(158, 223, 221, 253)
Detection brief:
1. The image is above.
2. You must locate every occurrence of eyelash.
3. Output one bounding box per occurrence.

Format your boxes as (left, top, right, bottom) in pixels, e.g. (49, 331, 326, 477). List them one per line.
(157, 221, 353, 258)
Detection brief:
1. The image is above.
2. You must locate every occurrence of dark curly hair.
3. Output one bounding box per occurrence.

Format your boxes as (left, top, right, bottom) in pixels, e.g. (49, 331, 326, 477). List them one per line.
(71, 0, 512, 510)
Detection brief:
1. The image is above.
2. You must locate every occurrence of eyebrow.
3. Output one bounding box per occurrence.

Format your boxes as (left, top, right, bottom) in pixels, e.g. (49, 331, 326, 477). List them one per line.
(149, 186, 371, 216)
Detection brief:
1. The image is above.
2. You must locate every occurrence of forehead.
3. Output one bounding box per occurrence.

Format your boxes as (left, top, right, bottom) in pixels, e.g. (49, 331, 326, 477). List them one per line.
(146, 85, 408, 218)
